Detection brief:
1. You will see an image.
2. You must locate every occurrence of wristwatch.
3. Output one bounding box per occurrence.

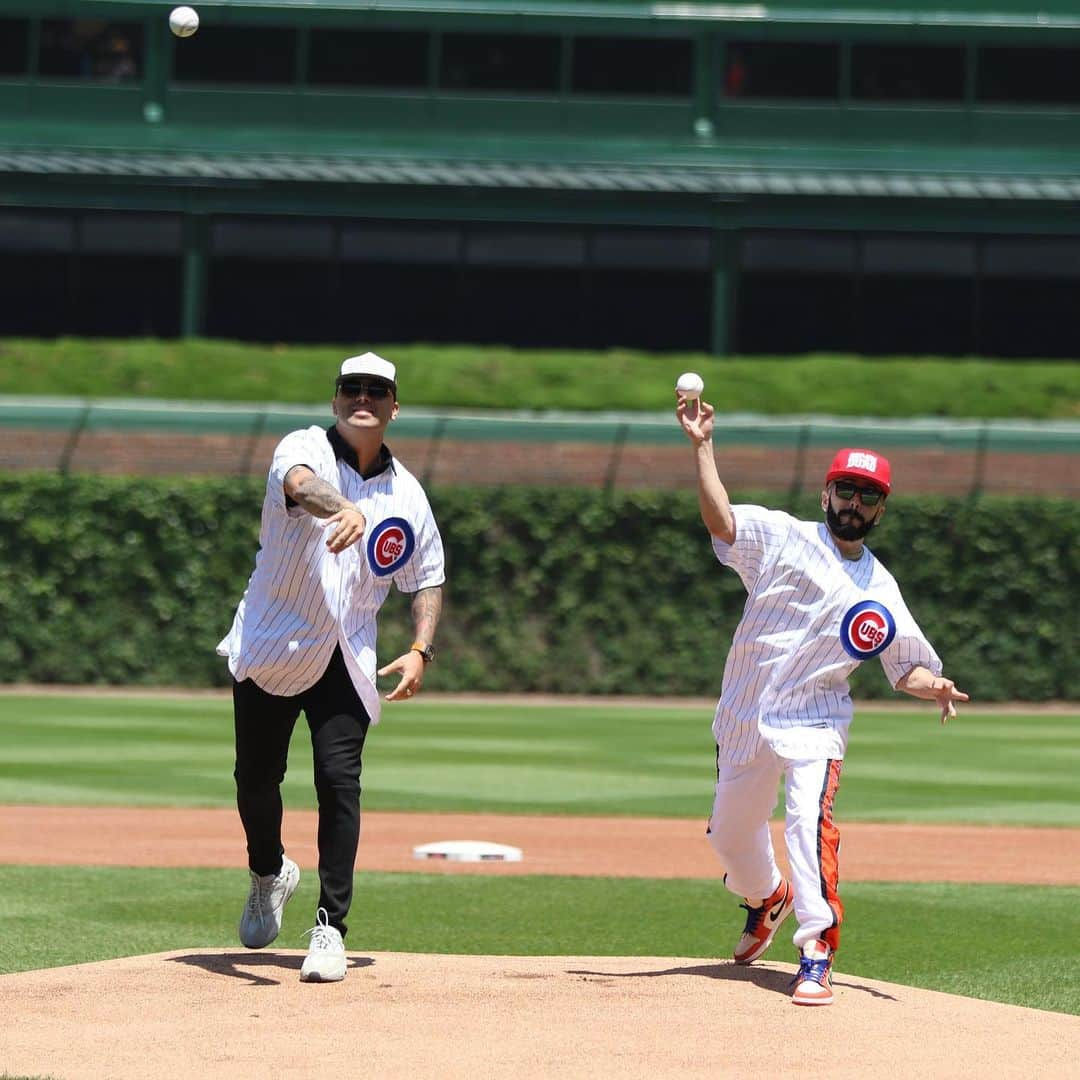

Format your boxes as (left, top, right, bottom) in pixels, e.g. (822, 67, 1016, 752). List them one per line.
(410, 641, 435, 663)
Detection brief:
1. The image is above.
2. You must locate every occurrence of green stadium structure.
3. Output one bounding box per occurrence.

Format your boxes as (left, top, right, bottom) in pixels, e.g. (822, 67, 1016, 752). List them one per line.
(0, 0, 1078, 354)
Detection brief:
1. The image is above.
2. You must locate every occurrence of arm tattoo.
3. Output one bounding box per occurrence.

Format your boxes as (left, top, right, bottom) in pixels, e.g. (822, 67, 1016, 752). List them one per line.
(411, 586, 443, 644)
(289, 473, 355, 519)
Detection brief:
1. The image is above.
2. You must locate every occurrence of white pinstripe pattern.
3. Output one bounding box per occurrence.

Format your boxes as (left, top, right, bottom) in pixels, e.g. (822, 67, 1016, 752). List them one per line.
(218, 425, 445, 725)
(710, 505, 941, 764)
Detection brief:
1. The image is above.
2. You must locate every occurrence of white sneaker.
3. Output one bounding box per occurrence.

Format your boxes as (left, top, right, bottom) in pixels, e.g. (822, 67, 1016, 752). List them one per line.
(238, 855, 299, 949)
(300, 907, 347, 983)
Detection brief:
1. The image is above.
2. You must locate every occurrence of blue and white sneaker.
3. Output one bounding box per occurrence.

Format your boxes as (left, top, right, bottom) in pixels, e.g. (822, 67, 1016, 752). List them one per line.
(792, 939, 834, 1006)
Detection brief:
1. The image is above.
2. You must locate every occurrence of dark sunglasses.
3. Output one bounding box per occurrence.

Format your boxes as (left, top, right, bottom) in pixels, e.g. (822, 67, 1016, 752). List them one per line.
(833, 480, 885, 505)
(337, 380, 393, 400)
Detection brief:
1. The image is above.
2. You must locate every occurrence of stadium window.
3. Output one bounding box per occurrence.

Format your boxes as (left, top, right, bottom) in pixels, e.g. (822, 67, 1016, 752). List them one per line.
(861, 234, 975, 276)
(308, 29, 427, 89)
(211, 218, 335, 260)
(0, 18, 30, 75)
(464, 227, 586, 267)
(723, 42, 840, 100)
(0, 210, 75, 253)
(976, 46, 1080, 105)
(173, 26, 296, 85)
(80, 213, 182, 257)
(852, 44, 965, 102)
(439, 33, 560, 93)
(742, 231, 856, 273)
(341, 224, 463, 264)
(592, 228, 711, 270)
(981, 236, 1080, 279)
(571, 37, 692, 96)
(38, 19, 142, 81)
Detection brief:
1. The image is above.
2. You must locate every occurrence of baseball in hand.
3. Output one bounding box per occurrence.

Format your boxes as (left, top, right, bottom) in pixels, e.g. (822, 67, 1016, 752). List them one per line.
(676, 372, 704, 399)
(169, 6, 199, 37)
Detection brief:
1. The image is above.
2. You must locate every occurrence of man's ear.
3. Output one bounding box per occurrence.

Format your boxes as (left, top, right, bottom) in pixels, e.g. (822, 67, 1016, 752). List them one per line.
(820, 488, 829, 512)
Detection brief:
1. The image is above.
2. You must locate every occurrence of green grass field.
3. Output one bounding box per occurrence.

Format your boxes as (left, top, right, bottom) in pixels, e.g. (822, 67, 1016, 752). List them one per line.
(1, 337, 1077, 419)
(1, 695, 1076, 825)
(1, 868, 1077, 1015)
(2, 693, 1078, 1014)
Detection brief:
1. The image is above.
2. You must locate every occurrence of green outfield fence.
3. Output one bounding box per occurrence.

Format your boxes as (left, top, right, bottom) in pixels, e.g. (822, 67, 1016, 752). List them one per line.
(3, 396, 1078, 497)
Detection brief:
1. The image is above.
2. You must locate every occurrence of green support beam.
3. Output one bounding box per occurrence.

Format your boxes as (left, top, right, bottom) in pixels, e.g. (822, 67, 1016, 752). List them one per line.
(710, 230, 738, 357)
(181, 214, 208, 338)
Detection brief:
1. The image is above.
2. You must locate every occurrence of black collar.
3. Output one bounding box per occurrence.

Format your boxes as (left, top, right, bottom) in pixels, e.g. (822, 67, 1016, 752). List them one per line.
(326, 425, 394, 480)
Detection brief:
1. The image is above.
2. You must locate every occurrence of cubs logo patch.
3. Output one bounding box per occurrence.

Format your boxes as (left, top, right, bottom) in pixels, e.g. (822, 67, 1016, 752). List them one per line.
(366, 517, 415, 577)
(839, 600, 896, 659)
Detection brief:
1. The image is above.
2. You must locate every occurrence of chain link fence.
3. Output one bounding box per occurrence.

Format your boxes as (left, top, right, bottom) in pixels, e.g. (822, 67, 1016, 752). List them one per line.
(3, 397, 1078, 497)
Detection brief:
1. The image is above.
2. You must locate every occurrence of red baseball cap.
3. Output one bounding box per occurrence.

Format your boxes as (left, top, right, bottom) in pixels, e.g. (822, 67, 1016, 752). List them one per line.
(825, 448, 892, 495)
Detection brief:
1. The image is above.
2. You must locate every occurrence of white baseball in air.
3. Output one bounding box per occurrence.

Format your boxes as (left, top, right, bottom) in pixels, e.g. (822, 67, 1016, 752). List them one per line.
(676, 371, 704, 398)
(169, 6, 199, 37)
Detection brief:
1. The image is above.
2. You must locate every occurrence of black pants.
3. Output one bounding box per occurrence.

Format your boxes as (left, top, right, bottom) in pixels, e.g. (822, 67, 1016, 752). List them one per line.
(232, 646, 370, 938)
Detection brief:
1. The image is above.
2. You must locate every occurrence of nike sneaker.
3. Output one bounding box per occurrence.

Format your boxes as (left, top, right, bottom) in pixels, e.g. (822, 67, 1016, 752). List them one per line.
(733, 877, 795, 965)
(791, 938, 834, 1006)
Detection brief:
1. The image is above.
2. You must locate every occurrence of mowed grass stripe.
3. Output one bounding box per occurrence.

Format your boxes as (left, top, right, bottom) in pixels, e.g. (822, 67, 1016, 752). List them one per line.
(0, 866, 1077, 1015)
(0, 695, 1077, 825)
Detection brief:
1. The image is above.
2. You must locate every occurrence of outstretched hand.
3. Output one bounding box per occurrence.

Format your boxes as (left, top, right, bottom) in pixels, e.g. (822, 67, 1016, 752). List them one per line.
(378, 650, 426, 702)
(933, 678, 969, 725)
(676, 394, 715, 444)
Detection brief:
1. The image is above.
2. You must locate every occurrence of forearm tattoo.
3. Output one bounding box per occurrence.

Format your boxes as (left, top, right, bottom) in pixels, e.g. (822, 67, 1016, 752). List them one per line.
(411, 586, 443, 644)
(291, 474, 356, 518)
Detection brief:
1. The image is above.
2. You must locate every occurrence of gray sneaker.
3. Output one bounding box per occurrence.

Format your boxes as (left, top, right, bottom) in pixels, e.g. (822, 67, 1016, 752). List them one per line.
(238, 855, 299, 949)
(300, 907, 347, 983)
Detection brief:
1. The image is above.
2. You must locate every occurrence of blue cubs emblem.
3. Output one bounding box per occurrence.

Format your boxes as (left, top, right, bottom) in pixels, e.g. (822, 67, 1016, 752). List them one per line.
(366, 517, 415, 577)
(839, 600, 896, 659)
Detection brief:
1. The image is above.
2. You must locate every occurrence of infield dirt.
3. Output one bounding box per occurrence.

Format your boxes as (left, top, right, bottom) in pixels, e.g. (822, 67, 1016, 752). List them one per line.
(3, 948, 1079, 1079)
(2, 805, 1079, 1078)
(2, 805, 1076, 885)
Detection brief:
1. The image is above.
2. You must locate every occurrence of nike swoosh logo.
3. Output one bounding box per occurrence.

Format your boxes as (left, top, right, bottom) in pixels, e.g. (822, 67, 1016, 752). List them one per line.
(766, 895, 789, 924)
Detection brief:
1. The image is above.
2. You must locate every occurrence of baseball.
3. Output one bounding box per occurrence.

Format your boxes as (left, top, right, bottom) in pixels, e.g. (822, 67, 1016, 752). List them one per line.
(169, 6, 199, 37)
(676, 371, 704, 398)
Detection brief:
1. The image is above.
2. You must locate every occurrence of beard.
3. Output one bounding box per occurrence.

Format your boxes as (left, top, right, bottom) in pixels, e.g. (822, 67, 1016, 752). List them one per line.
(826, 502, 876, 541)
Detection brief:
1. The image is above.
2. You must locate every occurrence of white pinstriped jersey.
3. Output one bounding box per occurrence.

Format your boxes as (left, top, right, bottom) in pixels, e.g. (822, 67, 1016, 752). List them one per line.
(217, 425, 445, 726)
(711, 505, 941, 764)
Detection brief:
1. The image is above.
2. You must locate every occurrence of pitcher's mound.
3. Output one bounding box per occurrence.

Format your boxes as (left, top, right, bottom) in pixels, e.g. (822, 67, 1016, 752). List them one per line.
(3, 950, 1077, 1078)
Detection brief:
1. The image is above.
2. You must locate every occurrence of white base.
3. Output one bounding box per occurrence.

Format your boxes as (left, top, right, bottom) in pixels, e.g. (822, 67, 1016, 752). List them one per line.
(413, 840, 523, 863)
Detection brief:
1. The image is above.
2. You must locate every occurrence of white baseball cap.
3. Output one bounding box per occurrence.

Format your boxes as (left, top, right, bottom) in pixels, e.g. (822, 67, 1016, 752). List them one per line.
(338, 352, 396, 389)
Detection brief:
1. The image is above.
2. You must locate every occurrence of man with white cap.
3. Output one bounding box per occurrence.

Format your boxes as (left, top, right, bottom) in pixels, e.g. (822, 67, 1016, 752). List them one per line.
(218, 351, 445, 982)
(676, 391, 968, 1006)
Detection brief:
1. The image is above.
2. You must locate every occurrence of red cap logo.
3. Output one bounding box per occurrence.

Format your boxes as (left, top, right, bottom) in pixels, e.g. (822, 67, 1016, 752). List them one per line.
(825, 448, 892, 495)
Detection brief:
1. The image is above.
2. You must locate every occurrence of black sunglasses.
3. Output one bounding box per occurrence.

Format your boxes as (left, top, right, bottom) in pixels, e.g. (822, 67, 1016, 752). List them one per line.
(833, 480, 885, 506)
(337, 380, 393, 400)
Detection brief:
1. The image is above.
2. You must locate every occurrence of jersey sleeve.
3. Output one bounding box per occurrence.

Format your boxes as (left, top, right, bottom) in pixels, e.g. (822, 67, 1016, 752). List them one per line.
(878, 589, 943, 687)
(393, 486, 447, 593)
(268, 427, 331, 516)
(712, 505, 794, 591)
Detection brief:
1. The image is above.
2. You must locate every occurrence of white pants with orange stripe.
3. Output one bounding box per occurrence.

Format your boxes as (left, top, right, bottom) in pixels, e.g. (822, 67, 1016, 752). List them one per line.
(706, 744, 844, 953)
